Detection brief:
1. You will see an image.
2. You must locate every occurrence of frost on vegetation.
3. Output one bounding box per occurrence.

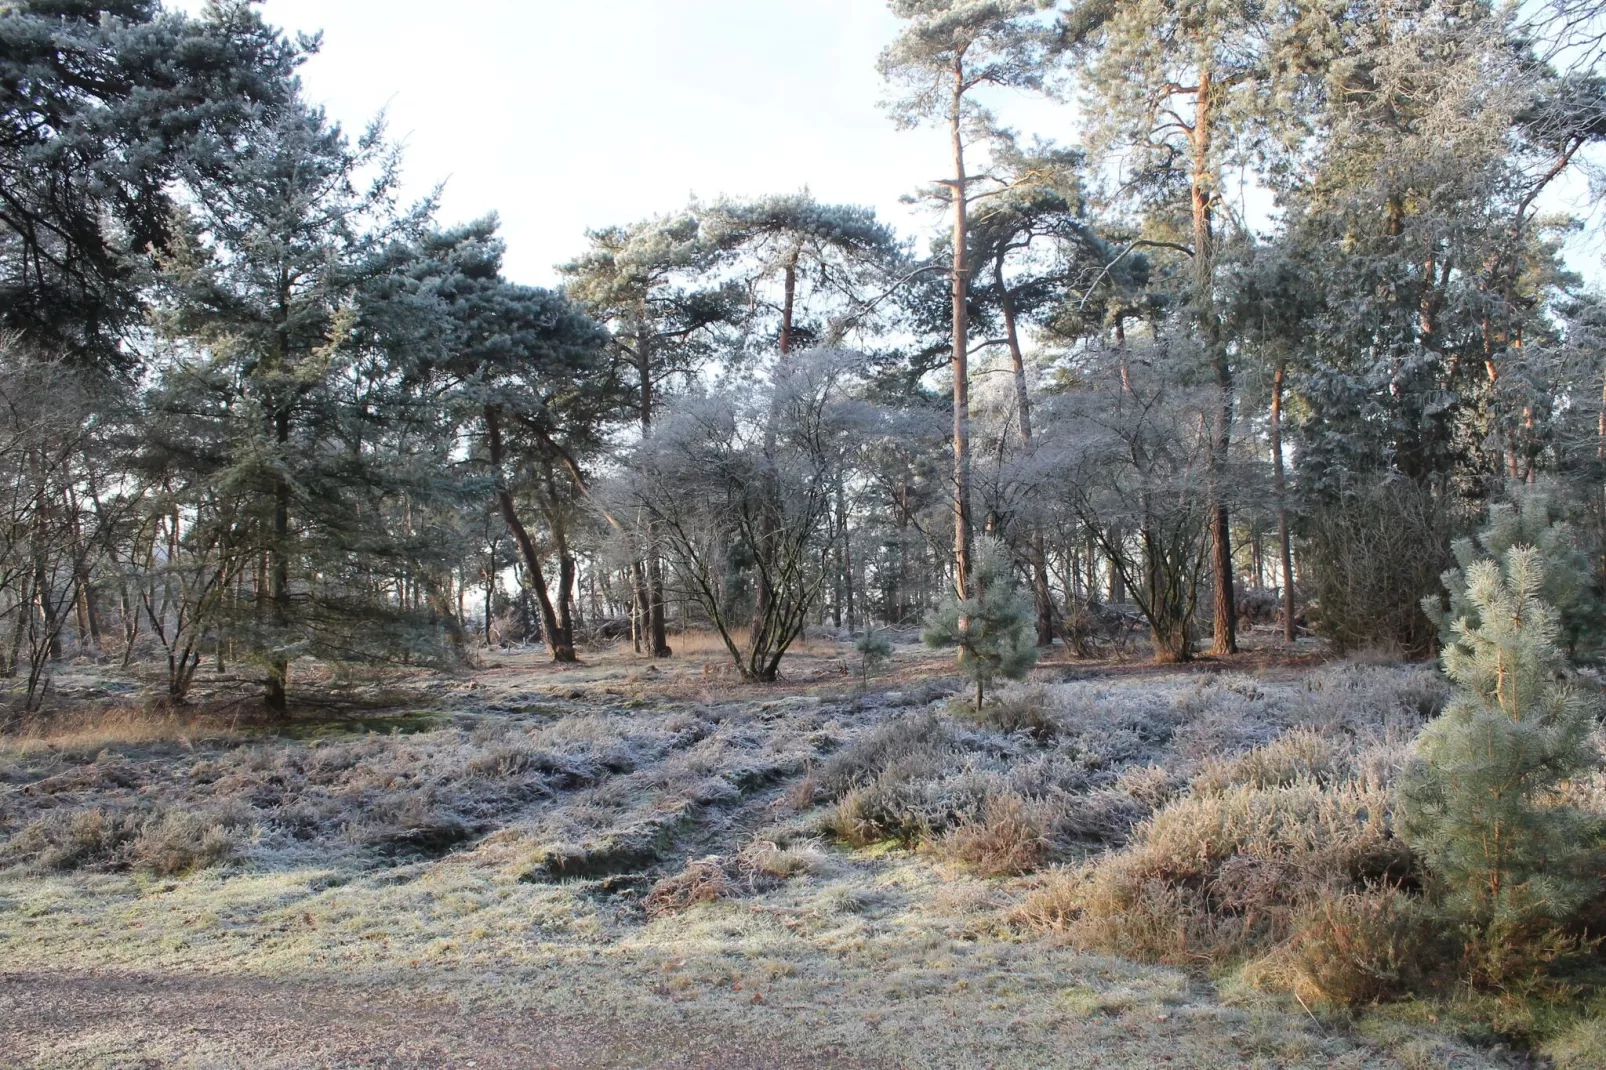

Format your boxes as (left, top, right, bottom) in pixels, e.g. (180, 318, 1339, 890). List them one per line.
(0, 701, 756, 875)
(0, 660, 1488, 1068)
(810, 663, 1441, 881)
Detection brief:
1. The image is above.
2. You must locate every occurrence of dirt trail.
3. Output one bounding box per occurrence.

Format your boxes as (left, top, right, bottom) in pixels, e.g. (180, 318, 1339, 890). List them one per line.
(0, 970, 883, 1069)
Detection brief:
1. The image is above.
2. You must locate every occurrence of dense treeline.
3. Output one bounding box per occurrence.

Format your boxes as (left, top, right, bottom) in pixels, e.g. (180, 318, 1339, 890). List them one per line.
(4, 0, 1606, 713)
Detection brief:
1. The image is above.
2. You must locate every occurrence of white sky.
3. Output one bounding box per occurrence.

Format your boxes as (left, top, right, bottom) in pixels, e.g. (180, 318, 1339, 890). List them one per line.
(167, 0, 1063, 286)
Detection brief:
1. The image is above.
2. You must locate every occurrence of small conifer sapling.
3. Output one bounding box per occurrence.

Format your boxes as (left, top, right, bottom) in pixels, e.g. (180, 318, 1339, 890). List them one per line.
(922, 539, 1038, 709)
(1403, 546, 1601, 981)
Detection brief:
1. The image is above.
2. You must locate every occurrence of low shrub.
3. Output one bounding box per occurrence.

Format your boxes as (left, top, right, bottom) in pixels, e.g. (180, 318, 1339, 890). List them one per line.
(1018, 773, 1412, 966)
(3, 807, 143, 871)
(1257, 887, 1438, 1008)
(825, 778, 933, 847)
(934, 793, 1047, 877)
(955, 685, 1058, 738)
(1192, 727, 1344, 794)
(816, 713, 955, 800)
(130, 809, 238, 876)
(3, 804, 240, 875)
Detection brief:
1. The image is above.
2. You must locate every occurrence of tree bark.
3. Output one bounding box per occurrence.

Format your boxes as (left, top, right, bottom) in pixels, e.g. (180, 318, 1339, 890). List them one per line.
(949, 57, 974, 603)
(636, 312, 672, 657)
(1272, 363, 1296, 644)
(1190, 63, 1236, 657)
(486, 405, 576, 663)
(265, 407, 291, 714)
(995, 255, 1054, 646)
(752, 254, 799, 646)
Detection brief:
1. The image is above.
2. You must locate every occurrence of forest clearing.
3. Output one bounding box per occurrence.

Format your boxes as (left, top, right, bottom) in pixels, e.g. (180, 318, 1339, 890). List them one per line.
(10, 0, 1606, 1066)
(0, 636, 1510, 1069)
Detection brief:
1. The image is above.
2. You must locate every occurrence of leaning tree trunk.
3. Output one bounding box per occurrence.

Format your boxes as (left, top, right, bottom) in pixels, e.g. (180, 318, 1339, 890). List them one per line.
(996, 255, 1054, 646)
(486, 406, 575, 663)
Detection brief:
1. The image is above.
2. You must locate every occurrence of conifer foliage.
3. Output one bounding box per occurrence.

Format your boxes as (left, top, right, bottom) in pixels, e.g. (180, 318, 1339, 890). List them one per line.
(1424, 486, 1604, 662)
(1402, 546, 1601, 980)
(922, 538, 1037, 708)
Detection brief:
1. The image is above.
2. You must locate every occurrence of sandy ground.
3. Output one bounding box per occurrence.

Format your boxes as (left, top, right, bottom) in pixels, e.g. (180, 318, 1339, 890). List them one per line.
(0, 970, 883, 1069)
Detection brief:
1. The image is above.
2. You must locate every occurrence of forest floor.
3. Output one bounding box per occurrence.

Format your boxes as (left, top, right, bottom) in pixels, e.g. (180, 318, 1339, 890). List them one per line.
(0, 633, 1508, 1069)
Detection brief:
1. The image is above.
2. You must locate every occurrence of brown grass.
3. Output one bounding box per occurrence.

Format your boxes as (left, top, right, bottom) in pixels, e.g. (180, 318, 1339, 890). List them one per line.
(934, 793, 1048, 877)
(1017, 776, 1412, 966)
(644, 857, 736, 918)
(0, 703, 245, 754)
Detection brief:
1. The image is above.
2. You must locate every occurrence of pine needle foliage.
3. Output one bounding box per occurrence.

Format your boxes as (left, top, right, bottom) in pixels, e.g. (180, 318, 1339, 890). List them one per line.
(923, 538, 1037, 709)
(1424, 485, 1604, 662)
(855, 629, 894, 688)
(1402, 546, 1602, 982)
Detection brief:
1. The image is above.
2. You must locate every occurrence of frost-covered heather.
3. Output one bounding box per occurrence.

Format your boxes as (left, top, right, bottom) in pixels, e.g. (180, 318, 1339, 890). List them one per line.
(0, 659, 1490, 1068)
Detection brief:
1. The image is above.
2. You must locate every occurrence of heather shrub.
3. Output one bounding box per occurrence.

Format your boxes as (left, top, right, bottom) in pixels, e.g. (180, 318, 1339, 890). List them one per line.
(954, 684, 1058, 738)
(3, 807, 144, 871)
(1192, 727, 1344, 794)
(4, 804, 240, 875)
(1019, 769, 1410, 966)
(130, 809, 238, 876)
(934, 792, 1048, 876)
(824, 762, 992, 847)
(1255, 887, 1438, 1008)
(816, 713, 955, 799)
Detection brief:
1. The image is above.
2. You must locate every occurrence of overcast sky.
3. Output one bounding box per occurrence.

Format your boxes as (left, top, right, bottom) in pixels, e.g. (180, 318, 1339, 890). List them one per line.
(166, 0, 1063, 286)
(173, 1, 1603, 288)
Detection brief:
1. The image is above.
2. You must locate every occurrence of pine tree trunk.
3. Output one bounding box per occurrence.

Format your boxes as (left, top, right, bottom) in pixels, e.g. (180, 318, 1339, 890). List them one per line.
(752, 256, 798, 647)
(949, 58, 973, 604)
(636, 313, 672, 658)
(262, 409, 293, 713)
(1190, 63, 1236, 657)
(1272, 363, 1296, 644)
(486, 405, 576, 663)
(995, 256, 1054, 645)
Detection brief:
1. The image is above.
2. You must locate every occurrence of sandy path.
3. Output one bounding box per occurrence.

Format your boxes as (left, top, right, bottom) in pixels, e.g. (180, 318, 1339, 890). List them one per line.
(0, 970, 882, 1070)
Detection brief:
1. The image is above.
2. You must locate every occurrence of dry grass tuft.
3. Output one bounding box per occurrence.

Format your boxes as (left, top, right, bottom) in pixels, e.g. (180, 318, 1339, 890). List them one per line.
(3, 803, 242, 875)
(1545, 1015, 1606, 1069)
(2, 702, 236, 753)
(1017, 774, 1413, 966)
(934, 792, 1048, 877)
(954, 685, 1059, 738)
(738, 838, 823, 879)
(644, 857, 735, 918)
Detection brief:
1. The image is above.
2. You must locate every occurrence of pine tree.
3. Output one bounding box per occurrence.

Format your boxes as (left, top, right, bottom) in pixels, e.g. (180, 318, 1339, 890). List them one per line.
(1424, 484, 1604, 661)
(151, 101, 452, 712)
(922, 538, 1038, 708)
(559, 214, 743, 657)
(880, 0, 1049, 606)
(855, 628, 894, 688)
(1402, 546, 1600, 980)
